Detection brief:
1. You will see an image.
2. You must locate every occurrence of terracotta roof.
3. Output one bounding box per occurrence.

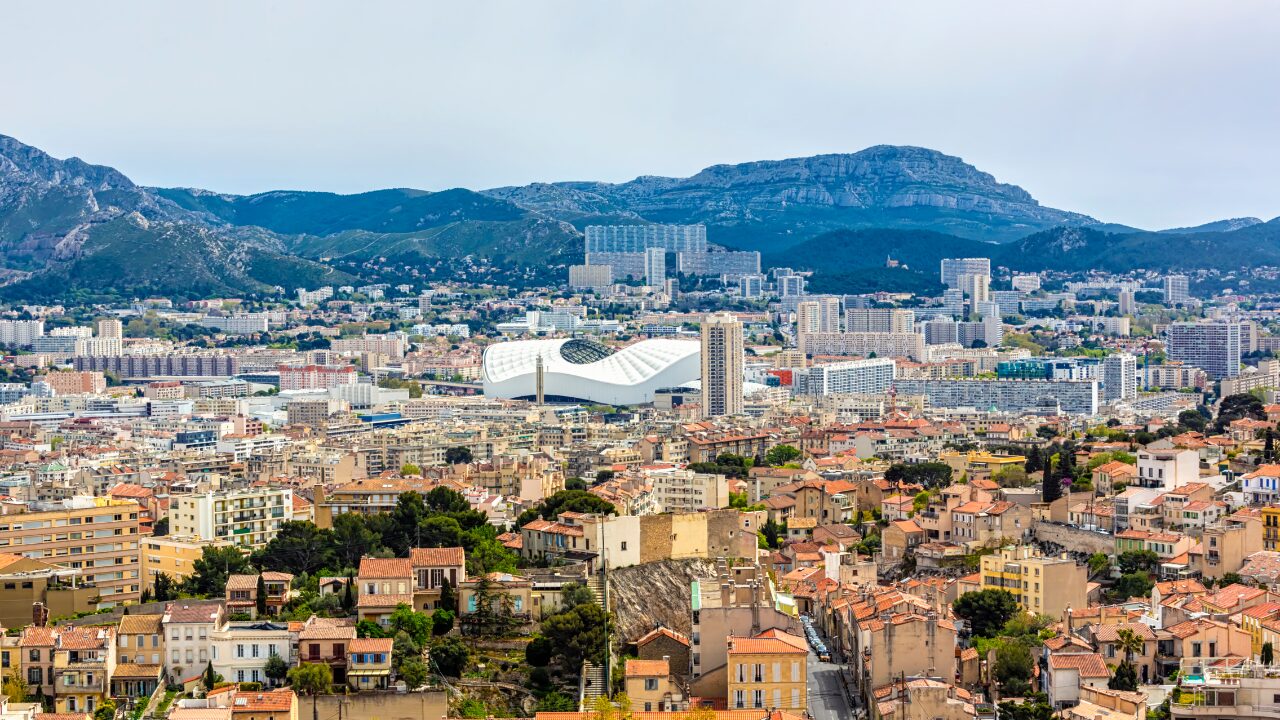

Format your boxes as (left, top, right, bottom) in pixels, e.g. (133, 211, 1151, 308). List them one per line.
(728, 636, 807, 655)
(409, 547, 465, 566)
(119, 614, 164, 635)
(358, 557, 412, 578)
(357, 592, 415, 608)
(57, 627, 109, 650)
(20, 626, 56, 647)
(113, 663, 163, 678)
(226, 574, 259, 592)
(635, 627, 691, 648)
(1092, 623, 1155, 642)
(625, 659, 670, 677)
(1048, 652, 1111, 678)
(348, 637, 394, 653)
(230, 689, 297, 712)
(165, 601, 223, 624)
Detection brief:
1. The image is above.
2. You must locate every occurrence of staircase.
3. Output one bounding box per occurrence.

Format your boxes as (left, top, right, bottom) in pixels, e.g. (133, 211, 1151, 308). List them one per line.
(579, 571, 611, 710)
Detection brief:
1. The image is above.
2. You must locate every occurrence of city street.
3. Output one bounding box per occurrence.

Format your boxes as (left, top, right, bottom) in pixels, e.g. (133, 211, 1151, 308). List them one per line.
(806, 627, 856, 720)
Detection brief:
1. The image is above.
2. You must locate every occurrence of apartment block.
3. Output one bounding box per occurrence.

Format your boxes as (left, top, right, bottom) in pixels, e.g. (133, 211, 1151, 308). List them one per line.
(169, 487, 293, 550)
(0, 500, 143, 606)
(977, 545, 1088, 618)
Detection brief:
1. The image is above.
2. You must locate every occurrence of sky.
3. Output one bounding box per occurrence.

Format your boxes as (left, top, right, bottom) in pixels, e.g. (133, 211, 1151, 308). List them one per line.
(4, 1, 1279, 229)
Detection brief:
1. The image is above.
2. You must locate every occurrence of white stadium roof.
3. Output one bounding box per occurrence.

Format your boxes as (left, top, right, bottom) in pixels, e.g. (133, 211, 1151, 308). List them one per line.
(482, 338, 700, 405)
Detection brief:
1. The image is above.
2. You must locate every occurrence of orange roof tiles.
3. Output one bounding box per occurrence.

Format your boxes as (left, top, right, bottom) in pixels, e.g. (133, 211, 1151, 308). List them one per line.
(358, 557, 412, 578)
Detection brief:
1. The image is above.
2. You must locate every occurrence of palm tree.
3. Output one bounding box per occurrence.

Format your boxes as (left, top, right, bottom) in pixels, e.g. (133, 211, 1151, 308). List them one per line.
(1116, 628, 1144, 664)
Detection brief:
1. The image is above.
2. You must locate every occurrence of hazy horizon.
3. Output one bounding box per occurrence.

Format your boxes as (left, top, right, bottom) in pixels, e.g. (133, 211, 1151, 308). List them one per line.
(6, 1, 1279, 230)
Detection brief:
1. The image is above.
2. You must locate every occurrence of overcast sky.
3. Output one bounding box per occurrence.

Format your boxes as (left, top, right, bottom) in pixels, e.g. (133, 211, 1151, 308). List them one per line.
(5, 1, 1278, 229)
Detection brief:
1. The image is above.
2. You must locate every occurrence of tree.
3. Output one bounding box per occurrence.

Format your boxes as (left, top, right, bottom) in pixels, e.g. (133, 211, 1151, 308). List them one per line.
(1042, 465, 1064, 504)
(1116, 628, 1144, 663)
(1025, 445, 1044, 474)
(525, 635, 554, 666)
(342, 576, 356, 615)
(187, 546, 252, 596)
(1087, 553, 1111, 577)
(952, 589, 1019, 638)
(398, 656, 428, 688)
(257, 521, 333, 576)
(559, 583, 596, 611)
(1178, 409, 1208, 433)
(256, 573, 268, 616)
(431, 608, 455, 635)
(1266, 429, 1275, 461)
(400, 463, 422, 476)
(1262, 641, 1275, 665)
(438, 577, 457, 612)
(565, 477, 587, 491)
(93, 699, 116, 720)
(764, 444, 802, 467)
(997, 697, 1055, 720)
(202, 661, 217, 692)
(425, 486, 471, 514)
(541, 602, 611, 668)
(423, 515, 467, 548)
(153, 572, 176, 602)
(389, 603, 433, 646)
(993, 465, 1030, 488)
(2, 666, 28, 703)
(993, 639, 1035, 696)
(1215, 393, 1266, 432)
(515, 490, 617, 527)
(1112, 572, 1153, 600)
(288, 663, 333, 720)
(762, 519, 785, 549)
(431, 636, 470, 676)
(466, 537, 519, 576)
(386, 492, 428, 556)
(1109, 659, 1139, 691)
(152, 517, 170, 536)
(264, 653, 290, 688)
(328, 513, 384, 568)
(356, 620, 388, 638)
(1117, 549, 1160, 574)
(445, 446, 474, 465)
(884, 462, 953, 489)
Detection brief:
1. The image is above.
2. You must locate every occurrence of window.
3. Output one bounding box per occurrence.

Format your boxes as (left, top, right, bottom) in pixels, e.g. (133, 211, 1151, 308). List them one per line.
(753, 690, 764, 708)
(733, 690, 745, 709)
(645, 678, 658, 691)
(236, 644, 245, 658)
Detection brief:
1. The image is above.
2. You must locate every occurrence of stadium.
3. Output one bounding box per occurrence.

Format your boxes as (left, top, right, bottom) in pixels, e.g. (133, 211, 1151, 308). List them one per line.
(481, 338, 701, 405)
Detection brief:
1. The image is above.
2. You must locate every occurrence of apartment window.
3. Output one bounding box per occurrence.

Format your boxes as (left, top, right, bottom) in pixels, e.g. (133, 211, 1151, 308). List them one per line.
(645, 679, 658, 691)
(792, 689, 800, 708)
(753, 690, 764, 708)
(792, 662, 800, 682)
(236, 645, 245, 658)
(733, 690, 745, 709)
(28, 650, 39, 662)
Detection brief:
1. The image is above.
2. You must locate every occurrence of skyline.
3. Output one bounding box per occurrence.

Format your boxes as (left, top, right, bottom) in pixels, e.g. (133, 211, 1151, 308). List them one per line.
(5, 1, 1279, 229)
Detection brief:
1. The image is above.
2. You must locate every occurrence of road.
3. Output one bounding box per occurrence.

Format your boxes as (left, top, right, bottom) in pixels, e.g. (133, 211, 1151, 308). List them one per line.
(806, 628, 856, 720)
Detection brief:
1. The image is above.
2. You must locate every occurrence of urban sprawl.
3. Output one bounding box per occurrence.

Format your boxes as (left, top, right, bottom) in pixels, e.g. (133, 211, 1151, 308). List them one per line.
(2, 224, 1280, 720)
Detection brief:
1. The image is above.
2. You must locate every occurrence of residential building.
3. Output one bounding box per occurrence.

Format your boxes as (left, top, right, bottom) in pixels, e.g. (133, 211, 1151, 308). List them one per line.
(726, 631, 807, 712)
(1103, 353, 1138, 402)
(346, 637, 393, 691)
(844, 308, 915, 334)
(209, 620, 293, 686)
(1164, 274, 1190, 305)
(977, 545, 1088, 617)
(409, 547, 467, 612)
(169, 487, 294, 550)
(141, 535, 232, 591)
(356, 557, 414, 626)
(277, 364, 357, 391)
(0, 500, 143, 606)
(225, 573, 294, 618)
(940, 258, 991, 288)
(701, 313, 744, 418)
(164, 600, 225, 682)
(792, 358, 895, 396)
(645, 247, 666, 288)
(297, 615, 356, 685)
(0, 554, 98, 629)
(1166, 321, 1241, 379)
(893, 378, 1099, 415)
(625, 658, 686, 713)
(53, 626, 116, 715)
(798, 331, 925, 361)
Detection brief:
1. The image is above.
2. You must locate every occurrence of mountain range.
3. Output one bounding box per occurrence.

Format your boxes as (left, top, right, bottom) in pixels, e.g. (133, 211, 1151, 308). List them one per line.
(0, 133, 1274, 300)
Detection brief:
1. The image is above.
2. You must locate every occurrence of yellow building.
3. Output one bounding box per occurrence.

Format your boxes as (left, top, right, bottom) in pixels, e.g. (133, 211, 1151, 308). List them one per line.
(0, 554, 99, 629)
(140, 535, 232, 590)
(726, 630, 808, 712)
(0, 499, 142, 606)
(1263, 505, 1280, 551)
(978, 545, 1087, 617)
(53, 625, 116, 715)
(939, 451, 1027, 480)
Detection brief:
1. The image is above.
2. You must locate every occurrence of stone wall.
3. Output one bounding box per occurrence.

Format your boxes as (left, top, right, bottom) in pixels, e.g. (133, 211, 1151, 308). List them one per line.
(314, 690, 447, 720)
(1033, 521, 1114, 557)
